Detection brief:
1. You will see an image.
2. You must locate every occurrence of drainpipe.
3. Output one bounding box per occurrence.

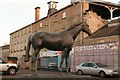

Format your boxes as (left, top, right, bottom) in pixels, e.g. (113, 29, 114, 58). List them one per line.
(81, 0, 87, 44)
(81, 0, 84, 44)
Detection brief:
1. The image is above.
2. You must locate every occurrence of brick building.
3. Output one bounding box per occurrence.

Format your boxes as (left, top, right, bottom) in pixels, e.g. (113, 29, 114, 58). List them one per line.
(84, 18, 120, 44)
(0, 45, 10, 59)
(0, 46, 2, 57)
(71, 17, 120, 74)
(9, 0, 120, 68)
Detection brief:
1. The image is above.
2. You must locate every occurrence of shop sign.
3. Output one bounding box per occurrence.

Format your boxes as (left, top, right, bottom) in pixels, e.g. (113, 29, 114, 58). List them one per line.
(77, 42, 119, 51)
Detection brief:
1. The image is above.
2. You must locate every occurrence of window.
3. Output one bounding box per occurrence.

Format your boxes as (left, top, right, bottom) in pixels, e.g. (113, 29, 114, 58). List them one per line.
(29, 26, 32, 33)
(62, 27, 66, 31)
(82, 63, 89, 67)
(14, 33, 16, 38)
(21, 42, 23, 50)
(88, 63, 95, 67)
(24, 28, 26, 34)
(54, 15, 58, 22)
(18, 43, 20, 50)
(24, 41, 26, 49)
(11, 35, 13, 39)
(23, 29, 25, 34)
(13, 34, 15, 38)
(21, 30, 23, 35)
(11, 44, 13, 51)
(24, 41, 26, 46)
(54, 30, 57, 33)
(40, 23, 43, 28)
(14, 44, 16, 51)
(62, 12, 66, 19)
(45, 20, 48, 26)
(0, 60, 2, 63)
(18, 31, 19, 37)
(19, 30, 21, 36)
(15, 33, 17, 38)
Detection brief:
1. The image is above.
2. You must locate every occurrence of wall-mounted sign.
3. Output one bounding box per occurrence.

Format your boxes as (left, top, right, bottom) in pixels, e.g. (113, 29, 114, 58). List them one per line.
(75, 42, 119, 51)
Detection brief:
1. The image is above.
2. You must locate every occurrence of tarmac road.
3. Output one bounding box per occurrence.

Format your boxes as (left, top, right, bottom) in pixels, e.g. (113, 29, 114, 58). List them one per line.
(0, 69, 119, 80)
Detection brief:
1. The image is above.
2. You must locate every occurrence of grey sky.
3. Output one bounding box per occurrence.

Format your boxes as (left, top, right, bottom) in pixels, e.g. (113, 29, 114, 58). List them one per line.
(0, 0, 119, 46)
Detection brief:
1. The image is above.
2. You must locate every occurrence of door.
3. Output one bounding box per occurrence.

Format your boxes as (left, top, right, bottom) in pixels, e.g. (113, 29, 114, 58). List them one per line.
(88, 63, 99, 75)
(0, 59, 8, 71)
(0, 60, 2, 71)
(81, 63, 90, 75)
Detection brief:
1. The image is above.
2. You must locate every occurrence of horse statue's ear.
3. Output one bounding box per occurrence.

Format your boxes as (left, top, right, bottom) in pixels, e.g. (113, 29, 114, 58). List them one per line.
(83, 12, 87, 15)
(75, 23, 79, 26)
(83, 9, 90, 16)
(85, 9, 90, 13)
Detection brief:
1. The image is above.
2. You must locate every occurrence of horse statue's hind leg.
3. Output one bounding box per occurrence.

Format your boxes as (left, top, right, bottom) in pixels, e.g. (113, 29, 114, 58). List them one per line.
(59, 48, 71, 75)
(24, 37, 31, 62)
(65, 49, 71, 75)
(59, 50, 65, 75)
(31, 47, 40, 76)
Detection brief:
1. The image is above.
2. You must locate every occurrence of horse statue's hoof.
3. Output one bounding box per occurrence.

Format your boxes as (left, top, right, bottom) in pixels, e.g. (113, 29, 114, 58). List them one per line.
(59, 72, 63, 76)
(58, 68, 63, 76)
(31, 69, 38, 77)
(67, 72, 71, 75)
(31, 73, 38, 77)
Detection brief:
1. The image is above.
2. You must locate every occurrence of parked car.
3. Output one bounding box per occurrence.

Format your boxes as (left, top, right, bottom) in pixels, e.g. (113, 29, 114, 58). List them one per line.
(0, 58, 19, 75)
(47, 63, 58, 70)
(76, 62, 118, 77)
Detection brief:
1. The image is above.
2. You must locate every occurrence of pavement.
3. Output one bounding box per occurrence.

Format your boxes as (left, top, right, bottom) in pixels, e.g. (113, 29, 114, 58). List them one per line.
(1, 69, 120, 80)
(16, 69, 89, 78)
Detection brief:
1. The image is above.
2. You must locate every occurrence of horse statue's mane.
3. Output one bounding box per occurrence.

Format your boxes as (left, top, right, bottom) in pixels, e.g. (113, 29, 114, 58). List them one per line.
(67, 22, 83, 31)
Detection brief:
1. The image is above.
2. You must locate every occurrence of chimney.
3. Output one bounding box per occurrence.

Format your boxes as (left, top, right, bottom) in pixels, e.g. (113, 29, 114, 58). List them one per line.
(47, 1, 58, 15)
(35, 7, 40, 21)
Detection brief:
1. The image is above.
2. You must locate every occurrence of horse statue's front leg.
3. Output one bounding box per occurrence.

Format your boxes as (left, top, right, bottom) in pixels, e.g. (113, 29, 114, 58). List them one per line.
(59, 54, 64, 76)
(66, 67, 71, 75)
(31, 48, 40, 76)
(65, 49, 71, 75)
(65, 60, 71, 75)
(31, 69, 37, 76)
(59, 63, 63, 76)
(31, 55, 37, 76)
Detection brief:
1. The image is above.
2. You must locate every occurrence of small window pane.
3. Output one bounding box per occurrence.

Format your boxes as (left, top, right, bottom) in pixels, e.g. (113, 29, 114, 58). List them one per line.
(62, 12, 66, 19)
(40, 23, 43, 27)
(82, 63, 88, 67)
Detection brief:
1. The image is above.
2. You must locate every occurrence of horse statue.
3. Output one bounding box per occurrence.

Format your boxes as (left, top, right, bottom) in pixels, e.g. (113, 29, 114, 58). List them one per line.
(24, 22, 92, 76)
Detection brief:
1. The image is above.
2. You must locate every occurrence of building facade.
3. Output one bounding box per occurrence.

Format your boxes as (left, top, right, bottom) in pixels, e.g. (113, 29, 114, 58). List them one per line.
(71, 18, 120, 74)
(0, 46, 2, 57)
(0, 45, 10, 60)
(9, 0, 120, 68)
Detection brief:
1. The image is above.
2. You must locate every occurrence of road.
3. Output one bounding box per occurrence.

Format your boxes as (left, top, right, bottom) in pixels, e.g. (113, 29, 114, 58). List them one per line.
(0, 69, 119, 80)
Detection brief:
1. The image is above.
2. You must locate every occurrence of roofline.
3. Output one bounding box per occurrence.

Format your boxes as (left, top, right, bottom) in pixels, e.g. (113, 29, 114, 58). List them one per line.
(91, 1, 120, 8)
(9, 2, 79, 35)
(9, 1, 120, 35)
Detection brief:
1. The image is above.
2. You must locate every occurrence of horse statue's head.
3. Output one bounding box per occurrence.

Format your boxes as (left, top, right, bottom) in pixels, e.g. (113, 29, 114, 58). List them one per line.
(81, 23, 92, 36)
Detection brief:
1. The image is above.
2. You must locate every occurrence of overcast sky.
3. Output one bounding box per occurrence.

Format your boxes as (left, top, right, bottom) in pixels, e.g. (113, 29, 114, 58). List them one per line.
(0, 0, 119, 46)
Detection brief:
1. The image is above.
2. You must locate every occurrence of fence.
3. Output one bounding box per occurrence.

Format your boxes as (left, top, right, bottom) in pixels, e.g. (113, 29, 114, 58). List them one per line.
(71, 41, 119, 73)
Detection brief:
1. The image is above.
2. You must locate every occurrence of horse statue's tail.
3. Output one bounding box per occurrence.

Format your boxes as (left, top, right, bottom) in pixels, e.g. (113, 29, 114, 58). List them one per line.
(24, 36, 31, 62)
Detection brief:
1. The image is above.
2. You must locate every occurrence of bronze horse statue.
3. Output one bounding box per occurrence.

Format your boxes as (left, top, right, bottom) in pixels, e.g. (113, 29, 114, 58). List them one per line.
(24, 22, 92, 75)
